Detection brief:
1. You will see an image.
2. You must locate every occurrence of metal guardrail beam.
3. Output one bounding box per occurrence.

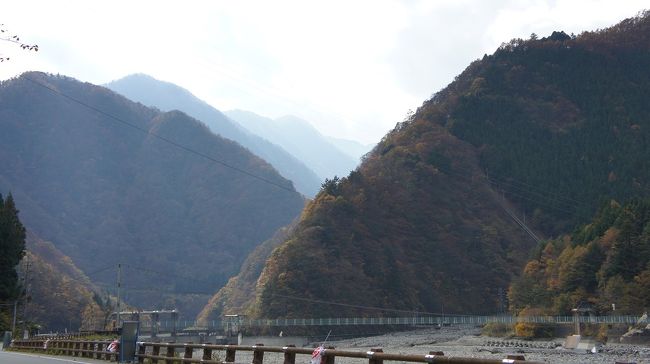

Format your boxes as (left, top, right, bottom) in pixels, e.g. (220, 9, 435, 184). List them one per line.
(9, 339, 544, 364)
(134, 342, 543, 364)
(10, 339, 118, 361)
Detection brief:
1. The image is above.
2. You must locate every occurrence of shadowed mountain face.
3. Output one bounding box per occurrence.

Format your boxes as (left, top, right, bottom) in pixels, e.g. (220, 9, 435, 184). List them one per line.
(199, 12, 650, 319)
(0, 72, 305, 318)
(226, 110, 359, 180)
(105, 74, 321, 197)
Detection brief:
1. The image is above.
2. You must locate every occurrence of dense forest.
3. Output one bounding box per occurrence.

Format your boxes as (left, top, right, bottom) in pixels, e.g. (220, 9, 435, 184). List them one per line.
(433, 12, 650, 235)
(201, 11, 650, 319)
(509, 199, 650, 315)
(0, 194, 26, 332)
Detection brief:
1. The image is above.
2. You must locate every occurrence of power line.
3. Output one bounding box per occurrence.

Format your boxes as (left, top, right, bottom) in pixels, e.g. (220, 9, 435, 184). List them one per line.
(122, 264, 219, 289)
(271, 293, 476, 317)
(93, 281, 214, 296)
(434, 164, 588, 217)
(438, 163, 590, 211)
(21, 74, 296, 193)
(82, 264, 117, 278)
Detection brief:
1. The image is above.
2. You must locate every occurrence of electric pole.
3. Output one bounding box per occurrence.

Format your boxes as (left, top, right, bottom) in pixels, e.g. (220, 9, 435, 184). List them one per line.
(20, 255, 31, 334)
(116, 263, 121, 329)
(12, 300, 17, 332)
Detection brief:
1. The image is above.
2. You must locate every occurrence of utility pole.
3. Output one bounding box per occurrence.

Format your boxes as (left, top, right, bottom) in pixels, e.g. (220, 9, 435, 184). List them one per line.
(21, 255, 31, 335)
(12, 300, 17, 332)
(116, 263, 121, 329)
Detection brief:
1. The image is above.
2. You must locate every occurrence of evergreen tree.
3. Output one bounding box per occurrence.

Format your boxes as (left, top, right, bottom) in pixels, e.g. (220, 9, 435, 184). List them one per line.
(0, 193, 26, 301)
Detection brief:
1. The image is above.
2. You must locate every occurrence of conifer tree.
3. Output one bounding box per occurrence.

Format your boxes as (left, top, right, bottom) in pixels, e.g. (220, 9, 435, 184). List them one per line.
(0, 193, 26, 301)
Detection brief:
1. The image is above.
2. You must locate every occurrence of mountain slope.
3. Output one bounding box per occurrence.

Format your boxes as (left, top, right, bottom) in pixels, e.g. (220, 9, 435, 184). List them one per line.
(226, 110, 359, 180)
(203, 11, 650, 319)
(325, 136, 375, 162)
(21, 231, 107, 332)
(196, 220, 297, 324)
(509, 199, 650, 316)
(105, 74, 321, 197)
(0, 72, 305, 318)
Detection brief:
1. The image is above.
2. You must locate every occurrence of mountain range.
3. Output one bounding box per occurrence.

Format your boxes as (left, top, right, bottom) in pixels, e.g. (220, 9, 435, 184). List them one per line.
(0, 72, 305, 318)
(225, 110, 360, 179)
(105, 74, 322, 196)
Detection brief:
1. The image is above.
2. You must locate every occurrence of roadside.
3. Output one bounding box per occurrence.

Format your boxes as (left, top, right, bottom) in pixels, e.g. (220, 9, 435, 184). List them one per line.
(0, 350, 110, 364)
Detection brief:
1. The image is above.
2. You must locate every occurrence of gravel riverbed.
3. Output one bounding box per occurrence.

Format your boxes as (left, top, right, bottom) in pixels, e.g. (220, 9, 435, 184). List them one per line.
(318, 326, 650, 364)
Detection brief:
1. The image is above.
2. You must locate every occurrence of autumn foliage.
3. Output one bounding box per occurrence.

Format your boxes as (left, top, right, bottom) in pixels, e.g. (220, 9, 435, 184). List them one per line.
(211, 11, 650, 319)
(508, 200, 650, 315)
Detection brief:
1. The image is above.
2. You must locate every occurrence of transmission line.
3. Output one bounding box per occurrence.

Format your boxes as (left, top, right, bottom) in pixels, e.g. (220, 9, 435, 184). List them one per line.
(22, 74, 296, 193)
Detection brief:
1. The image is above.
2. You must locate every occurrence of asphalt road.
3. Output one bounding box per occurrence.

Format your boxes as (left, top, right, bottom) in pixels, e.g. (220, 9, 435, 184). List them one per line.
(0, 350, 111, 363)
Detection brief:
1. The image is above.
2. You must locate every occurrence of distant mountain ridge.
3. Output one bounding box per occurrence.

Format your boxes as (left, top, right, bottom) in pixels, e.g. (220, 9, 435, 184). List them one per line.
(325, 136, 374, 162)
(0, 72, 305, 318)
(226, 110, 359, 180)
(198, 11, 650, 320)
(105, 74, 321, 196)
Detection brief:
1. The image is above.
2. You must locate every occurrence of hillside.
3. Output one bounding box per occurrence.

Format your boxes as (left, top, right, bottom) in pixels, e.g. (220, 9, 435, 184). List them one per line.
(508, 199, 650, 316)
(105, 74, 321, 197)
(201, 11, 650, 319)
(226, 111, 359, 180)
(196, 220, 297, 324)
(20, 232, 108, 332)
(0, 72, 305, 318)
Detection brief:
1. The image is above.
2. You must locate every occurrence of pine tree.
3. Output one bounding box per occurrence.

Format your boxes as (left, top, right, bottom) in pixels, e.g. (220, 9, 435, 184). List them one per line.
(0, 193, 26, 301)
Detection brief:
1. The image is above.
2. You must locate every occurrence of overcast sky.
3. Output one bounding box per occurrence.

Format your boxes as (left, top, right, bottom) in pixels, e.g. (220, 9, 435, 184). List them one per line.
(1, 1, 647, 144)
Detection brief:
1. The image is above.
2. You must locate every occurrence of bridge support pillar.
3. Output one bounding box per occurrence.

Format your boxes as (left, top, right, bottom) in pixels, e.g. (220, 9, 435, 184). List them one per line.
(171, 311, 178, 338)
(151, 312, 159, 339)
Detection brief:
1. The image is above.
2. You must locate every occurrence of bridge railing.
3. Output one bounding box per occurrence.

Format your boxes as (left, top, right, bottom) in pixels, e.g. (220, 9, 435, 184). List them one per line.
(135, 342, 542, 364)
(148, 315, 641, 331)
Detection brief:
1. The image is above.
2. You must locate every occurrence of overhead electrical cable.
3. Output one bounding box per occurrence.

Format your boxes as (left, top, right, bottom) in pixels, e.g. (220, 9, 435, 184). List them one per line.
(271, 293, 477, 317)
(22, 75, 296, 193)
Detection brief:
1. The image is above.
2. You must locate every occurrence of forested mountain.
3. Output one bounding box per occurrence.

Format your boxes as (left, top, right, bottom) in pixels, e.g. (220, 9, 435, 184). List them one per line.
(226, 111, 359, 180)
(0, 72, 305, 318)
(105, 74, 321, 197)
(509, 199, 650, 315)
(201, 11, 650, 319)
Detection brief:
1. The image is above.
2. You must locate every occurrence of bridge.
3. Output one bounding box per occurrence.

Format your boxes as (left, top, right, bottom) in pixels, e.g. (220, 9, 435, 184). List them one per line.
(135, 314, 642, 335)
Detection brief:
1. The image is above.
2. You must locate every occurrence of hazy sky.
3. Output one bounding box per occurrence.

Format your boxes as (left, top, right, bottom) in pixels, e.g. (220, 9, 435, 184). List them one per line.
(1, 1, 647, 144)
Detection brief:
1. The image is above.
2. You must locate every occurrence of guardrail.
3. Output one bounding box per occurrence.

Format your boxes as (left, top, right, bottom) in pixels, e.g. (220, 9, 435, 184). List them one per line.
(135, 342, 543, 364)
(9, 339, 543, 364)
(10, 338, 118, 361)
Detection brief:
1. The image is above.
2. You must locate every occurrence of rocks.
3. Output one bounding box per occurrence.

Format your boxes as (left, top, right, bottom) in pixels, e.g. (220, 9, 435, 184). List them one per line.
(321, 326, 650, 364)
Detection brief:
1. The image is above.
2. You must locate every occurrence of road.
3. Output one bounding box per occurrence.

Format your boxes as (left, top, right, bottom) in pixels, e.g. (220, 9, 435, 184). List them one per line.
(0, 350, 110, 363)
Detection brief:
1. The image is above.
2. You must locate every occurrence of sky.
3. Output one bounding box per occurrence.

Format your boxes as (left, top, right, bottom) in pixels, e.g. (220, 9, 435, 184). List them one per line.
(1, 1, 647, 144)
